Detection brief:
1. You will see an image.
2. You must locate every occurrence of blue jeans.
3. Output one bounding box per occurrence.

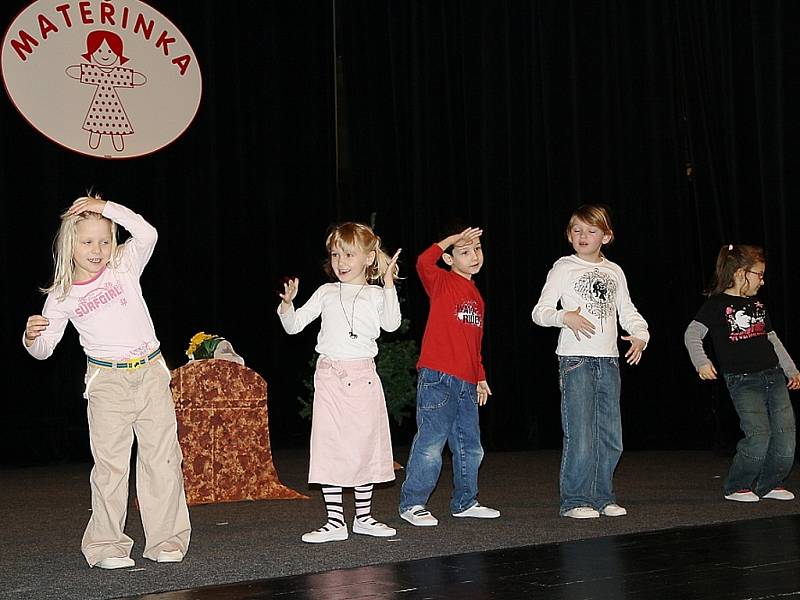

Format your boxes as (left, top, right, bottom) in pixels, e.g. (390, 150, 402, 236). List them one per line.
(722, 367, 796, 496)
(399, 368, 484, 515)
(558, 356, 622, 514)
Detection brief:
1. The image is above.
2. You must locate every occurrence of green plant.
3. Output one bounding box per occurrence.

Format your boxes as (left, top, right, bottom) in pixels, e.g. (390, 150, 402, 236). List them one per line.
(298, 319, 418, 425)
(185, 331, 223, 359)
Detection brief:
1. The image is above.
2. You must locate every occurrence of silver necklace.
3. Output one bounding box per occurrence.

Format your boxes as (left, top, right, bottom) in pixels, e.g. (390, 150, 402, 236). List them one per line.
(339, 282, 366, 339)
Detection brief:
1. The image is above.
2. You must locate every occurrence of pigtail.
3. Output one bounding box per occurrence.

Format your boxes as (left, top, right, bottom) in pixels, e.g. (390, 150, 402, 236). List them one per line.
(369, 238, 399, 285)
(324, 222, 399, 284)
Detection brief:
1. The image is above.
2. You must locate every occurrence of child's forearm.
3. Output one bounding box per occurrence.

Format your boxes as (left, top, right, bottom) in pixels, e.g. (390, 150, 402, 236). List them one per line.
(102, 202, 157, 244)
(684, 320, 711, 371)
(768, 331, 800, 379)
(532, 266, 565, 328)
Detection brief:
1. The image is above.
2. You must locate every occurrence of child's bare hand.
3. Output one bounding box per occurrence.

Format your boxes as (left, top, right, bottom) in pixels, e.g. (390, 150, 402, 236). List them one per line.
(24, 315, 49, 346)
(279, 278, 299, 311)
(788, 374, 800, 391)
(563, 307, 595, 340)
(621, 335, 646, 365)
(698, 363, 717, 380)
(384, 248, 402, 288)
(439, 227, 483, 250)
(454, 227, 483, 247)
(68, 196, 107, 215)
(477, 380, 492, 406)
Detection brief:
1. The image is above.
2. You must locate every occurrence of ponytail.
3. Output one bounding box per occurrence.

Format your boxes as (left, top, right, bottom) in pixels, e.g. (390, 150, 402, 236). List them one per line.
(705, 244, 764, 296)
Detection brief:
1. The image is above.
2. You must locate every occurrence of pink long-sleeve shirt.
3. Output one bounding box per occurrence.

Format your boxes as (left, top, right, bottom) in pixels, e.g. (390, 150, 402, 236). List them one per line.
(25, 202, 162, 361)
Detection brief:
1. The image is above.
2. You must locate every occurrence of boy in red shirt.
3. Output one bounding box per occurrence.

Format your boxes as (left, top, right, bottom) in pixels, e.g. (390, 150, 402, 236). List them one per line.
(399, 227, 500, 526)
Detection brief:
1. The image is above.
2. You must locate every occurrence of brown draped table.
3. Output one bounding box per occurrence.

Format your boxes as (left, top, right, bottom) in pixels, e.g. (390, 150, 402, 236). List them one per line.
(171, 359, 307, 505)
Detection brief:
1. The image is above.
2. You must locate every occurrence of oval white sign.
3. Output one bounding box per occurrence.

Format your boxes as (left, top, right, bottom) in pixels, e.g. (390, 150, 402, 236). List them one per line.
(2, 0, 202, 159)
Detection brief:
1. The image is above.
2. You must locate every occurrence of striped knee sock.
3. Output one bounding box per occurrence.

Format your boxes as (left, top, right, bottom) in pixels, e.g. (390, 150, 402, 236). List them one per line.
(354, 484, 374, 522)
(321, 485, 345, 529)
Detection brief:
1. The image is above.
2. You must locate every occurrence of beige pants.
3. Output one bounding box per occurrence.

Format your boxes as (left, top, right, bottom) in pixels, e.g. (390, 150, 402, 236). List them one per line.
(81, 357, 191, 566)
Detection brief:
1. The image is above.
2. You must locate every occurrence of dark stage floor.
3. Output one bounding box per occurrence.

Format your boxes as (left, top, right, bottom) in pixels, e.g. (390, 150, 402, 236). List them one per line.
(2, 449, 800, 599)
(127, 514, 800, 600)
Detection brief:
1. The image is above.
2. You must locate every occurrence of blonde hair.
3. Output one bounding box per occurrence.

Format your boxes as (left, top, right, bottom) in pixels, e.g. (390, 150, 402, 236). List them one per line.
(566, 204, 615, 243)
(705, 244, 765, 297)
(324, 222, 397, 284)
(42, 197, 119, 300)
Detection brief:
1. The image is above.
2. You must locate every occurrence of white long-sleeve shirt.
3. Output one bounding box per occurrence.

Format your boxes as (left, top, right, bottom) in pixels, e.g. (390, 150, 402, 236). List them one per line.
(532, 254, 649, 357)
(25, 202, 161, 361)
(278, 282, 401, 360)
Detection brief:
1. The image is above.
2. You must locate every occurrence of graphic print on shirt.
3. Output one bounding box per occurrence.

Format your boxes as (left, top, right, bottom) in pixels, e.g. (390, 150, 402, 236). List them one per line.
(573, 268, 617, 331)
(75, 283, 127, 318)
(725, 301, 766, 342)
(455, 300, 483, 328)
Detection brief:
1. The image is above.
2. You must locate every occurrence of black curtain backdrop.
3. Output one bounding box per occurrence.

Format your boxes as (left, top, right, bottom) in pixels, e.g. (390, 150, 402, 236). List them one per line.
(337, 0, 798, 452)
(1, 1, 796, 465)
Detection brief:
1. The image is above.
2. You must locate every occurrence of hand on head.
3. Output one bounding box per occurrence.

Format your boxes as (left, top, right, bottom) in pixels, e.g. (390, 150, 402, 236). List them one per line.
(68, 196, 107, 216)
(454, 227, 482, 248)
(438, 227, 483, 251)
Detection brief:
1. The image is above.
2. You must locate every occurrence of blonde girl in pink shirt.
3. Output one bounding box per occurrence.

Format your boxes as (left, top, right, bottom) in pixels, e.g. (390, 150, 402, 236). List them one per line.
(24, 195, 190, 569)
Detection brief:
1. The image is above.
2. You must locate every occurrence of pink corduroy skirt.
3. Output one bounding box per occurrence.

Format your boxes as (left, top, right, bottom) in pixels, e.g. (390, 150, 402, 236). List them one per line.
(308, 356, 395, 487)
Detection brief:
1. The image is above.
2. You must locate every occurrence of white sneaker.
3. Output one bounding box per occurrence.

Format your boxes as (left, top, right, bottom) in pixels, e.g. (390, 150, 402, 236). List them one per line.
(452, 503, 501, 519)
(353, 516, 396, 537)
(301, 522, 348, 543)
(400, 505, 439, 526)
(563, 506, 600, 519)
(763, 488, 795, 501)
(601, 503, 628, 517)
(156, 549, 184, 563)
(95, 557, 135, 569)
(724, 489, 760, 503)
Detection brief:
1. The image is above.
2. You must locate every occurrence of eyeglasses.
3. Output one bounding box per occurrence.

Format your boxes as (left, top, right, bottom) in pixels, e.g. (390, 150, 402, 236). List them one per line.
(746, 270, 765, 281)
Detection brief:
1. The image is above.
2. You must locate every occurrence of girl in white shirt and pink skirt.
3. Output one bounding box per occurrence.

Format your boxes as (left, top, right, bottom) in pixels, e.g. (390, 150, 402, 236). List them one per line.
(278, 222, 402, 543)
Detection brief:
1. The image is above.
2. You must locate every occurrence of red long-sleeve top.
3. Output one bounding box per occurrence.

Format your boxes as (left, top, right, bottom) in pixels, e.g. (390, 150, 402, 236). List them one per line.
(416, 244, 486, 384)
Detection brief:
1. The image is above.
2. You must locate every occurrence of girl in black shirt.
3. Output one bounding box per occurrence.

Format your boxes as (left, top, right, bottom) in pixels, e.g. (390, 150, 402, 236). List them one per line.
(685, 244, 799, 502)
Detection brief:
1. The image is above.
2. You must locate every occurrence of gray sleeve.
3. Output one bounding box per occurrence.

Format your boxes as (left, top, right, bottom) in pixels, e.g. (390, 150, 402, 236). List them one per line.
(767, 331, 800, 379)
(684, 320, 712, 371)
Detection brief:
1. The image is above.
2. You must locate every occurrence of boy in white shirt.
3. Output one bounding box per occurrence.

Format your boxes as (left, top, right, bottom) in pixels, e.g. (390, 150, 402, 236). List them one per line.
(532, 205, 649, 519)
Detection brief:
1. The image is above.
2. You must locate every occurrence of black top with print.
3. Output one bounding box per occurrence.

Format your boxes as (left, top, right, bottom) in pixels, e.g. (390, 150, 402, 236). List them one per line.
(693, 294, 777, 374)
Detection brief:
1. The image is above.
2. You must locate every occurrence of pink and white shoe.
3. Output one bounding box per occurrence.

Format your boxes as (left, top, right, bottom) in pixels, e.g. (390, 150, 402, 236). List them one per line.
(724, 489, 759, 503)
(762, 488, 795, 501)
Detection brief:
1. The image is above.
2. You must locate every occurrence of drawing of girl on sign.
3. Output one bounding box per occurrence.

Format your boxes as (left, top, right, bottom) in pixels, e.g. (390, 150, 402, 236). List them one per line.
(66, 31, 147, 152)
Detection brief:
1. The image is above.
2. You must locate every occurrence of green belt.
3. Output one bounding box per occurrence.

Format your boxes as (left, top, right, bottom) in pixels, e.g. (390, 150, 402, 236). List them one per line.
(87, 349, 162, 370)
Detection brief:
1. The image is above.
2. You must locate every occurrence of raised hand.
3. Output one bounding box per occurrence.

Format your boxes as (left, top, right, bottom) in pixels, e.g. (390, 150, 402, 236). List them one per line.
(453, 227, 483, 247)
(698, 363, 717, 381)
(438, 227, 483, 251)
(384, 248, 402, 288)
(562, 307, 595, 340)
(24, 315, 49, 347)
(68, 196, 107, 216)
(621, 335, 646, 365)
(477, 380, 492, 406)
(278, 277, 299, 312)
